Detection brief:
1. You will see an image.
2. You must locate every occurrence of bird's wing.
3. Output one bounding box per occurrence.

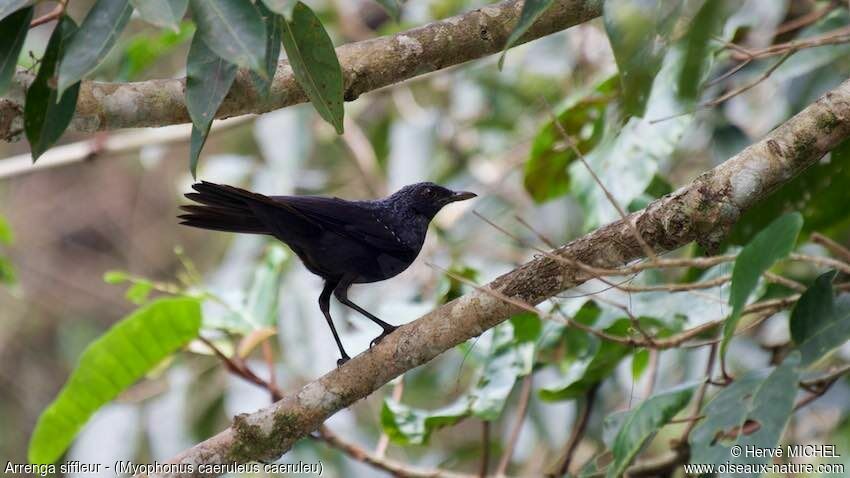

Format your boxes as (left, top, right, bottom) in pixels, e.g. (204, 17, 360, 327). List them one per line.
(272, 195, 415, 257)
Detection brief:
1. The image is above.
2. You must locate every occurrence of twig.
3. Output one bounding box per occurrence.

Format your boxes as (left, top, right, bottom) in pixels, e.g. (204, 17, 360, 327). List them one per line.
(549, 384, 599, 476)
(775, 2, 837, 35)
(30, 0, 67, 28)
(495, 375, 533, 478)
(790, 252, 850, 275)
(318, 426, 476, 478)
(480, 421, 491, 478)
(811, 233, 850, 265)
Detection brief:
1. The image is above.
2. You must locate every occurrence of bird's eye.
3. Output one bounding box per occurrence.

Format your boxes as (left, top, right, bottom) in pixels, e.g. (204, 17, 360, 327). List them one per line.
(423, 187, 433, 197)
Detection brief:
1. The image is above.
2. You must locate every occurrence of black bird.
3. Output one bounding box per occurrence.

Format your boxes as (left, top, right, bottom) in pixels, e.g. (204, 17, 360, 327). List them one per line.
(179, 181, 476, 365)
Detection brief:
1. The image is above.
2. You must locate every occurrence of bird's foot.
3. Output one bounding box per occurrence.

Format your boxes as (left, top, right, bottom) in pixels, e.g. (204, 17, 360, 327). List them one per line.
(369, 325, 398, 348)
(337, 355, 351, 367)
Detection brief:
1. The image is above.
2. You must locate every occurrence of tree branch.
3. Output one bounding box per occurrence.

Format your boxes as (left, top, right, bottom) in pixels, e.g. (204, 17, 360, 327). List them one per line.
(137, 78, 850, 478)
(0, 0, 602, 142)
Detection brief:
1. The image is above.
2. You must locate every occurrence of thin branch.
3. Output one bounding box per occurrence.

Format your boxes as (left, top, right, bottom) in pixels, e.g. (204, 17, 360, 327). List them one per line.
(30, 0, 67, 28)
(811, 233, 850, 265)
(480, 421, 491, 478)
(495, 375, 533, 478)
(550, 384, 599, 477)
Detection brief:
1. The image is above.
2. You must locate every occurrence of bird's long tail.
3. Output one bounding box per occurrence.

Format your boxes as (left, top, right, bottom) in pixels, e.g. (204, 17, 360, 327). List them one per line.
(179, 181, 271, 234)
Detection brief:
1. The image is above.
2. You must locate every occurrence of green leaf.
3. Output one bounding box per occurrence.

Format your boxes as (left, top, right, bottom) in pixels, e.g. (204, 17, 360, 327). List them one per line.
(190, 0, 266, 74)
(729, 139, 850, 244)
(790, 271, 850, 366)
(374, 0, 402, 21)
(252, 1, 282, 97)
(130, 0, 188, 31)
(260, 0, 295, 17)
(214, 245, 288, 331)
(280, 1, 345, 134)
(0, 215, 12, 245)
(185, 32, 237, 176)
(606, 383, 695, 477)
(524, 77, 614, 203)
(25, 16, 81, 162)
(603, 0, 683, 116)
(381, 316, 540, 444)
(470, 314, 540, 420)
(539, 319, 632, 401)
(677, 0, 727, 102)
(56, 0, 134, 96)
(0, 6, 32, 96)
(119, 21, 195, 81)
(126, 281, 154, 305)
(689, 353, 801, 471)
(0, 256, 15, 285)
(103, 270, 128, 284)
(381, 398, 470, 446)
(571, 45, 695, 229)
(721, 212, 802, 360)
(0, 0, 30, 22)
(28, 297, 202, 464)
(631, 348, 649, 380)
(498, 0, 554, 69)
(189, 124, 209, 178)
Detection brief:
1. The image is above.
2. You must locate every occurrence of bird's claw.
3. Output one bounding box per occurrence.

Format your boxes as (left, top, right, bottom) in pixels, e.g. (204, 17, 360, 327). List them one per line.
(337, 356, 350, 367)
(369, 326, 398, 348)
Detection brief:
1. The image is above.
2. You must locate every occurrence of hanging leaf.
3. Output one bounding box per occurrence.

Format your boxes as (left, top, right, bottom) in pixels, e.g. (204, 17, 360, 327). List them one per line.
(606, 383, 695, 477)
(721, 212, 802, 360)
(28, 298, 202, 464)
(185, 33, 238, 176)
(790, 271, 850, 367)
(129, 0, 188, 32)
(689, 353, 801, 471)
(677, 0, 727, 102)
(498, 0, 554, 69)
(0, 6, 32, 96)
(190, 0, 266, 75)
(280, 1, 345, 134)
(603, 0, 683, 116)
(0, 0, 30, 22)
(25, 16, 81, 161)
(252, 1, 282, 97)
(56, 0, 134, 96)
(523, 77, 614, 203)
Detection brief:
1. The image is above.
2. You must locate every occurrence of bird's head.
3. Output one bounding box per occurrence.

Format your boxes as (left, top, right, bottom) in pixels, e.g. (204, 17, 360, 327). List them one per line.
(393, 182, 477, 218)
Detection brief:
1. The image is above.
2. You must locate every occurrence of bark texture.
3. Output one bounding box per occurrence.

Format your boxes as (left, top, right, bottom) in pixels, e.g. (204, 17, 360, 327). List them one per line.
(142, 79, 850, 478)
(0, 0, 602, 141)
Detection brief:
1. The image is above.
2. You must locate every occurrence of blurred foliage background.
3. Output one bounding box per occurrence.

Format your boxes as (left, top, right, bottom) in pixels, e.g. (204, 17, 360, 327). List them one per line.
(3, 0, 850, 476)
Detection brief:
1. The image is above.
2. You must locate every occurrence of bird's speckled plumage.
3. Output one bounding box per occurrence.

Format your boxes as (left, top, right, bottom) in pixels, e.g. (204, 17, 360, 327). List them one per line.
(179, 181, 476, 364)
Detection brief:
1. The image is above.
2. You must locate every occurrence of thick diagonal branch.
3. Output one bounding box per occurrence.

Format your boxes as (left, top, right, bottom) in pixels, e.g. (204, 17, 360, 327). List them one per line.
(0, 0, 602, 141)
(141, 79, 850, 478)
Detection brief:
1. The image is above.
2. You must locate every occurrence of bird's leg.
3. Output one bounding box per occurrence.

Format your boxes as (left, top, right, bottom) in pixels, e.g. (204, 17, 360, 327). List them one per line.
(319, 280, 351, 366)
(333, 279, 398, 348)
